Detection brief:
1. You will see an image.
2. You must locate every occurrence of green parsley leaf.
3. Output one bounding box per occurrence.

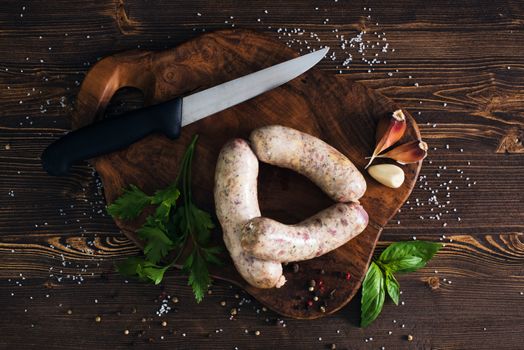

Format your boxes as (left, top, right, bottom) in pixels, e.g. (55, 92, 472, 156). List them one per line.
(137, 262, 171, 285)
(137, 224, 174, 264)
(184, 250, 211, 303)
(378, 241, 442, 273)
(109, 135, 222, 302)
(360, 261, 385, 328)
(171, 206, 188, 241)
(116, 256, 170, 284)
(116, 256, 147, 278)
(385, 271, 400, 305)
(190, 204, 215, 243)
(202, 245, 223, 266)
(152, 183, 180, 206)
(152, 185, 180, 222)
(107, 184, 152, 220)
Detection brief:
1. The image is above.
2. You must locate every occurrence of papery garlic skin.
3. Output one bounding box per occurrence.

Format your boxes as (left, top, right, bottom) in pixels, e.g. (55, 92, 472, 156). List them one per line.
(367, 164, 405, 189)
(375, 109, 406, 151)
(377, 140, 428, 165)
(366, 109, 407, 169)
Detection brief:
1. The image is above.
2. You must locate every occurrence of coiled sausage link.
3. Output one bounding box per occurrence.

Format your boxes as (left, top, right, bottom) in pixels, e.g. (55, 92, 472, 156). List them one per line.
(214, 139, 286, 289)
(241, 202, 368, 262)
(250, 125, 366, 202)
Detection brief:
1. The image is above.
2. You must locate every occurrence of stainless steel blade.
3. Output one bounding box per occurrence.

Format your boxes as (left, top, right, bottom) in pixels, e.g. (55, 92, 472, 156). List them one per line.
(181, 47, 329, 127)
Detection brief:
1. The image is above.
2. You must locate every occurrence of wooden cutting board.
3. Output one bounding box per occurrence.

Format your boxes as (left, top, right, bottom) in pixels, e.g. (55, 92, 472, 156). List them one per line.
(72, 29, 421, 319)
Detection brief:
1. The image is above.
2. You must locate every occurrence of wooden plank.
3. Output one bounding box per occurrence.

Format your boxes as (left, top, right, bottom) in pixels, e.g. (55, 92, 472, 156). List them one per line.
(1, 234, 523, 349)
(0, 0, 523, 348)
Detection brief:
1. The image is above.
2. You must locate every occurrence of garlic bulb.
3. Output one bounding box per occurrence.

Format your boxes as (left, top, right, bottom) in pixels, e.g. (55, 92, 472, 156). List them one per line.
(367, 164, 405, 189)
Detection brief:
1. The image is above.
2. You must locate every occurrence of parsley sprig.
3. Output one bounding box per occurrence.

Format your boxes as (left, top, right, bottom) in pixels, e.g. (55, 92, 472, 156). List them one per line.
(360, 241, 442, 327)
(107, 135, 221, 302)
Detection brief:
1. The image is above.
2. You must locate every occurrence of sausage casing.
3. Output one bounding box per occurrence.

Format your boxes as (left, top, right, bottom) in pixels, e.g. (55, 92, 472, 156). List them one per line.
(214, 139, 286, 288)
(250, 125, 366, 202)
(241, 202, 368, 262)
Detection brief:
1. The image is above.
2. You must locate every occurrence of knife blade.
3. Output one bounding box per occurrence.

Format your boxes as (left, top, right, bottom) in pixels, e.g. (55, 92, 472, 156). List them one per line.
(41, 47, 329, 176)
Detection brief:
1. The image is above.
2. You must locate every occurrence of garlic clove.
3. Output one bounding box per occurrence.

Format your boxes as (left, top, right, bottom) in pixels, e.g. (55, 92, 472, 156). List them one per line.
(366, 109, 407, 168)
(377, 140, 428, 165)
(367, 164, 405, 189)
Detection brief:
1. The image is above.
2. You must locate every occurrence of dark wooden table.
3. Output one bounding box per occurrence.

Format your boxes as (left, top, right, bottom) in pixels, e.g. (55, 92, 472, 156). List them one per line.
(1, 1, 523, 349)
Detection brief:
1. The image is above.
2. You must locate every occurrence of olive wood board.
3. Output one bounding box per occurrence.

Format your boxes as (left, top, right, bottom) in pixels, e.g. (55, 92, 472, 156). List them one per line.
(71, 29, 421, 319)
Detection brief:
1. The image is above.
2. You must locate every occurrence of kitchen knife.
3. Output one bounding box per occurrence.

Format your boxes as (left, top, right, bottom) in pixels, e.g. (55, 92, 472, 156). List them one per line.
(41, 47, 329, 176)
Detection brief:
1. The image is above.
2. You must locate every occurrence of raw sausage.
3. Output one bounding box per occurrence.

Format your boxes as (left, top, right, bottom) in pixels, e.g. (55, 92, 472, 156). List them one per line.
(240, 202, 368, 262)
(214, 139, 286, 288)
(250, 125, 366, 202)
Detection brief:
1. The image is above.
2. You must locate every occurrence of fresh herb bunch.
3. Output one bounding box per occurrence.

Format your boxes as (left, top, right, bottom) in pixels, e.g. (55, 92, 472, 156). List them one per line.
(107, 135, 221, 302)
(360, 241, 442, 327)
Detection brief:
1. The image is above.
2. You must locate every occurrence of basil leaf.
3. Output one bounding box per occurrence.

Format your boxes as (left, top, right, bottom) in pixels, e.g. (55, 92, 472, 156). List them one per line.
(360, 262, 386, 328)
(386, 255, 425, 273)
(385, 271, 400, 305)
(378, 241, 442, 273)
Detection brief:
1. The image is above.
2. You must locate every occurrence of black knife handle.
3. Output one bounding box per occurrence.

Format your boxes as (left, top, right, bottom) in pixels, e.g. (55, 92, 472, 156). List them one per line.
(41, 97, 183, 176)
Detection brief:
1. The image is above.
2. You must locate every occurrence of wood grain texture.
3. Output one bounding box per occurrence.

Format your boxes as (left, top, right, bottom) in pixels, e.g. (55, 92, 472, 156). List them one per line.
(0, 0, 523, 349)
(70, 29, 421, 319)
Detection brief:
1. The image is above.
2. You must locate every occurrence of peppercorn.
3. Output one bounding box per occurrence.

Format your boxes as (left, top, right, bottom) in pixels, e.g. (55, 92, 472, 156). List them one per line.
(407, 334, 413, 341)
(313, 296, 319, 302)
(320, 306, 326, 313)
(329, 289, 337, 299)
(161, 321, 167, 327)
(292, 263, 300, 273)
(255, 330, 261, 336)
(230, 308, 237, 316)
(308, 279, 316, 288)
(66, 309, 72, 315)
(172, 297, 179, 304)
(330, 344, 336, 350)
(95, 316, 101, 322)
(124, 329, 129, 335)
(220, 301, 226, 307)
(345, 272, 351, 280)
